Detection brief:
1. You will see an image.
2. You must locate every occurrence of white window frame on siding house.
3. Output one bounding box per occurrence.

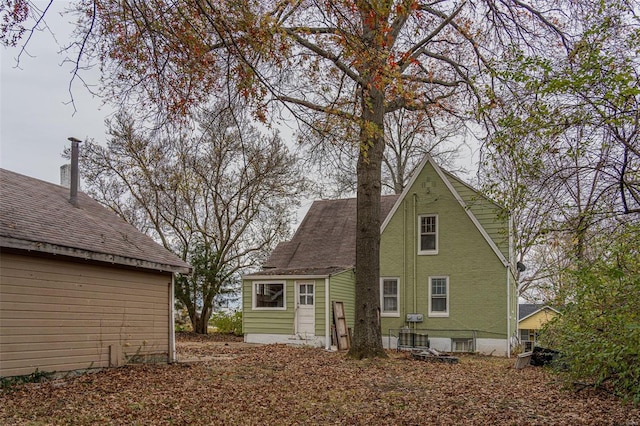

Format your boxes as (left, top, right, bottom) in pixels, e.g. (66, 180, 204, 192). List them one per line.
(380, 277, 400, 317)
(253, 281, 286, 310)
(418, 214, 438, 255)
(428, 276, 449, 317)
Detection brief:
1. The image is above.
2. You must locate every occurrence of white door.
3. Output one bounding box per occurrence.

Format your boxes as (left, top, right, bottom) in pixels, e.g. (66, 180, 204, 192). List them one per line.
(296, 282, 315, 335)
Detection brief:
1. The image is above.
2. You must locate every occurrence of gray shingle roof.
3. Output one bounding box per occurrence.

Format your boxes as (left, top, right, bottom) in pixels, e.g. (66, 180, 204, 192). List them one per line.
(0, 168, 190, 273)
(251, 195, 400, 276)
(518, 304, 542, 320)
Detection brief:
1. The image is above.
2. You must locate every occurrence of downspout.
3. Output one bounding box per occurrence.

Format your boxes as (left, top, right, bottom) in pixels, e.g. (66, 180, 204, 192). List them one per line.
(506, 266, 511, 358)
(403, 199, 407, 326)
(413, 194, 417, 319)
(169, 274, 176, 363)
(325, 276, 331, 350)
(506, 213, 514, 358)
(294, 280, 298, 336)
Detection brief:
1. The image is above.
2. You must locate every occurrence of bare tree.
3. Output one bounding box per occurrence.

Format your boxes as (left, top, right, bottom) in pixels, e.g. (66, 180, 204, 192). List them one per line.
(481, 0, 640, 301)
(80, 106, 307, 333)
(301, 109, 465, 197)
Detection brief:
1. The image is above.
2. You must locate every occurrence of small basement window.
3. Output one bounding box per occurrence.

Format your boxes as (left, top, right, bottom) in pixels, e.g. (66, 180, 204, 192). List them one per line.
(253, 282, 286, 310)
(452, 338, 474, 353)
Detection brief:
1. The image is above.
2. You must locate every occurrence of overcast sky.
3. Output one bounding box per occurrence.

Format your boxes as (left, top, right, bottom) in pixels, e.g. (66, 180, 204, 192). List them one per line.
(1, 2, 479, 191)
(1, 2, 111, 185)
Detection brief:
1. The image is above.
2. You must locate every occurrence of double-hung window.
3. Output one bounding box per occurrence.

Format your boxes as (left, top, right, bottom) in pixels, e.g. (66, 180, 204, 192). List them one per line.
(428, 276, 449, 317)
(418, 214, 438, 254)
(253, 282, 286, 310)
(380, 278, 399, 317)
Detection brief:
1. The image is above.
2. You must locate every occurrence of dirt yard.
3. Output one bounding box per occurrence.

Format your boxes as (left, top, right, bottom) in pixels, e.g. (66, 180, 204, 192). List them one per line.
(1, 332, 638, 425)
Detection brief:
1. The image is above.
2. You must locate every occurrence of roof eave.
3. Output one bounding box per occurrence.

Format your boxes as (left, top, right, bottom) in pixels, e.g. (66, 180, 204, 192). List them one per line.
(518, 306, 560, 323)
(243, 267, 353, 280)
(243, 274, 330, 280)
(0, 236, 192, 274)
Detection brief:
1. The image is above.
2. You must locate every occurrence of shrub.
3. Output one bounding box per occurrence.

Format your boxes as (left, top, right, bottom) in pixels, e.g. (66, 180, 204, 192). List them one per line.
(541, 227, 640, 403)
(209, 311, 243, 336)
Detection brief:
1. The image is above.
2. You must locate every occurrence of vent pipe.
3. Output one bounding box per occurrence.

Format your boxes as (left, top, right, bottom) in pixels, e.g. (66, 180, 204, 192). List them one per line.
(68, 137, 82, 206)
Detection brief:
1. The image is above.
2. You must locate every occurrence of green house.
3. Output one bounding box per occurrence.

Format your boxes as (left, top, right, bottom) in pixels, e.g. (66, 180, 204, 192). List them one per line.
(242, 155, 518, 356)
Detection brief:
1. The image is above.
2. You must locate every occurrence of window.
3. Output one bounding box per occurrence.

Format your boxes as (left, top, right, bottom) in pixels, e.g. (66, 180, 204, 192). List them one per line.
(418, 215, 438, 254)
(298, 283, 314, 306)
(253, 282, 286, 310)
(428, 276, 449, 317)
(520, 329, 537, 351)
(452, 338, 474, 352)
(380, 278, 399, 316)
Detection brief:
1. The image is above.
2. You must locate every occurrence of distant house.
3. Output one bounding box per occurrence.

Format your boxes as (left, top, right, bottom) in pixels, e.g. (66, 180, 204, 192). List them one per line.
(518, 304, 559, 351)
(242, 155, 517, 356)
(0, 168, 191, 378)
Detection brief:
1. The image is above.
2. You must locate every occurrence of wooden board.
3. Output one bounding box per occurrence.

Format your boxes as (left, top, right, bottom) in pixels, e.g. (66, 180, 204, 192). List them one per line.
(332, 301, 350, 350)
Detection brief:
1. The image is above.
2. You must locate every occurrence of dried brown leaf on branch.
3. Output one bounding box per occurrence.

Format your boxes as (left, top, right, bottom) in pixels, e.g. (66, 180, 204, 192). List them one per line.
(1, 336, 639, 425)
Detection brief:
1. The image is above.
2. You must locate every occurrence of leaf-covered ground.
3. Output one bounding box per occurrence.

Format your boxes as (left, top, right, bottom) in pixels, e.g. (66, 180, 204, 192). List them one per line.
(1, 333, 639, 425)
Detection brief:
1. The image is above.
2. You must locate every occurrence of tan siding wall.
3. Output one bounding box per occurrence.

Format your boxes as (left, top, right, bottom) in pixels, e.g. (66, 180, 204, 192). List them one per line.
(519, 309, 558, 330)
(0, 253, 171, 377)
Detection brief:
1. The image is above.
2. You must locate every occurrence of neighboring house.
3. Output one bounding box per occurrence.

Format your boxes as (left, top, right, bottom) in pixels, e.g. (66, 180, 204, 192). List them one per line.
(0, 168, 191, 378)
(518, 304, 559, 351)
(242, 155, 518, 356)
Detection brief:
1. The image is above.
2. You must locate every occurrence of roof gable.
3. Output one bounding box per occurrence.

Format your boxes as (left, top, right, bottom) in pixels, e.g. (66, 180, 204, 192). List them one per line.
(381, 155, 510, 267)
(261, 195, 399, 275)
(518, 304, 560, 322)
(0, 169, 190, 273)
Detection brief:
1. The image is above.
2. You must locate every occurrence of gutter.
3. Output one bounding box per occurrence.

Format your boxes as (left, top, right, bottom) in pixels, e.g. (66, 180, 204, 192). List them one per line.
(0, 236, 191, 274)
(243, 273, 335, 280)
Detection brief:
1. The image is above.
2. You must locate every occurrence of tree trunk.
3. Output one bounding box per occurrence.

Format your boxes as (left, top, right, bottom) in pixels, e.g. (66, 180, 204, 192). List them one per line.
(192, 304, 212, 334)
(348, 86, 388, 359)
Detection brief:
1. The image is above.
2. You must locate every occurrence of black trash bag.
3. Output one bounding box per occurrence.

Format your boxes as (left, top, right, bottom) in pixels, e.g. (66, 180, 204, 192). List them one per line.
(530, 346, 560, 367)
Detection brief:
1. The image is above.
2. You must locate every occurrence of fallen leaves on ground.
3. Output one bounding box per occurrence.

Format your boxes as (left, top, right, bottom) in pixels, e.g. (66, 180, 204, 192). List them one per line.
(1, 335, 639, 425)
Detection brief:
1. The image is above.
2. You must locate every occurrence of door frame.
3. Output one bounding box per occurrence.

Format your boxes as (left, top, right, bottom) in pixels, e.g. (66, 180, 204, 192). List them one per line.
(295, 281, 315, 336)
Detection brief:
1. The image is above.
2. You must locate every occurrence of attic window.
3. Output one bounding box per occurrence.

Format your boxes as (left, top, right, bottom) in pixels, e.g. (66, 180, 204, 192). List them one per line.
(418, 214, 438, 255)
(254, 282, 286, 310)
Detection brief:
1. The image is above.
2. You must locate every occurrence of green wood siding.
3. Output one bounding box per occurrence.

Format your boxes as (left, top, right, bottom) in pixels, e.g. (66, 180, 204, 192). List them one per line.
(380, 162, 511, 340)
(329, 270, 356, 329)
(242, 277, 331, 336)
(312, 278, 326, 336)
(242, 279, 295, 335)
(445, 172, 510, 260)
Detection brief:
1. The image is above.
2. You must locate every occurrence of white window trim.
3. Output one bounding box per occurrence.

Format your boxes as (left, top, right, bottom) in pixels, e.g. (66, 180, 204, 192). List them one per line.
(428, 275, 449, 317)
(418, 214, 439, 255)
(380, 277, 400, 317)
(252, 281, 287, 311)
